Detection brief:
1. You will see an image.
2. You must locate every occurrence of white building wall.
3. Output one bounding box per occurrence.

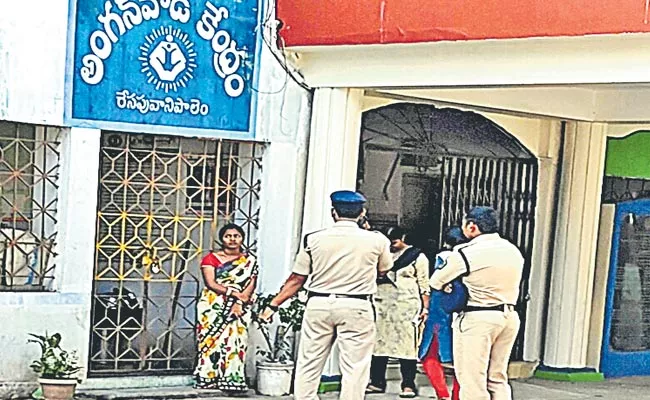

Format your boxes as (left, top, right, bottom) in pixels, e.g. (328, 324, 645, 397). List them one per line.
(0, 1, 312, 396)
(0, 0, 68, 126)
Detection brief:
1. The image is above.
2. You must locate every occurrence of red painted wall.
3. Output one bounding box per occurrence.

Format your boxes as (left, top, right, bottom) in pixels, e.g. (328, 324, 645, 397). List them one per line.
(277, 0, 650, 46)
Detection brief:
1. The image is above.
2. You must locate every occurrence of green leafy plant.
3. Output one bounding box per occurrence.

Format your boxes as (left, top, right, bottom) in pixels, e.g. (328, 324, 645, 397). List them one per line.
(251, 291, 306, 363)
(28, 332, 81, 379)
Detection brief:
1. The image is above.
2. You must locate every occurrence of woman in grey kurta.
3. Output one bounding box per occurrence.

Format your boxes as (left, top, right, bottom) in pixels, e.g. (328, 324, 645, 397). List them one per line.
(367, 227, 430, 398)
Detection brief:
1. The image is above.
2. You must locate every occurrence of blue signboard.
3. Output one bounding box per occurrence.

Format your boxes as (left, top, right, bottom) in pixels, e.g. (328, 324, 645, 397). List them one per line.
(65, 0, 261, 139)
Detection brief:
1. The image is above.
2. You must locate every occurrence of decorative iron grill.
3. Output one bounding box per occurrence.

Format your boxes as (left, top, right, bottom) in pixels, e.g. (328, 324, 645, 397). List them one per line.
(439, 156, 538, 254)
(602, 176, 650, 204)
(439, 156, 538, 359)
(89, 132, 263, 375)
(0, 122, 61, 291)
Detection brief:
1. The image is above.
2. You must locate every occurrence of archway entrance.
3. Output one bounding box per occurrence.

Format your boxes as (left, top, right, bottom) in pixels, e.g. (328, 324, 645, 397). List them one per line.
(357, 103, 537, 359)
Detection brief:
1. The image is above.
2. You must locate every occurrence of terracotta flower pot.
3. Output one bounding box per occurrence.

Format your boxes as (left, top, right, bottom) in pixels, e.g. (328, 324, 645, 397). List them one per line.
(38, 378, 77, 400)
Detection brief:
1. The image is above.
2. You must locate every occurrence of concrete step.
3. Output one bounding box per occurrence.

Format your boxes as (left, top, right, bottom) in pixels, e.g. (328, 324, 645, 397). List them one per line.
(76, 386, 240, 400)
(386, 360, 539, 381)
(508, 361, 539, 379)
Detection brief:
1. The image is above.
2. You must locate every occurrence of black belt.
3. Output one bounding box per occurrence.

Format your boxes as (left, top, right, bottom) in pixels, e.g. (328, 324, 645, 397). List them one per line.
(307, 292, 371, 301)
(464, 304, 515, 312)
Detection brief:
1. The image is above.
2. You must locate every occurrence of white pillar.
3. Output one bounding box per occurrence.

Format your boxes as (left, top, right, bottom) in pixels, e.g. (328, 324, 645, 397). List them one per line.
(253, 37, 313, 292)
(256, 89, 312, 292)
(301, 87, 364, 377)
(301, 88, 364, 232)
(522, 119, 562, 362)
(50, 127, 101, 381)
(543, 121, 607, 368)
(56, 127, 101, 295)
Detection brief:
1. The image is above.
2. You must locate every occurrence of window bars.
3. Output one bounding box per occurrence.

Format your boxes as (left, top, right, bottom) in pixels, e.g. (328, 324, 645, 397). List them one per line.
(0, 121, 61, 291)
(602, 176, 650, 203)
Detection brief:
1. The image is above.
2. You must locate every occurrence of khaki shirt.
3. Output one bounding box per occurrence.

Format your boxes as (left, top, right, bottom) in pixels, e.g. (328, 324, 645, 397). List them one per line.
(292, 221, 393, 295)
(430, 233, 523, 307)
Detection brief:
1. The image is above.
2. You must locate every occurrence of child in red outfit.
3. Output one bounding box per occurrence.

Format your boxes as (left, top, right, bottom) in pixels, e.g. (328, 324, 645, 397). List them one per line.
(421, 332, 460, 400)
(418, 227, 467, 400)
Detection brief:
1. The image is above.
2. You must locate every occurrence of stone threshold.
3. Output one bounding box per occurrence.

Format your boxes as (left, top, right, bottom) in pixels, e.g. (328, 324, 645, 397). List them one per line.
(69, 361, 540, 400)
(76, 386, 247, 400)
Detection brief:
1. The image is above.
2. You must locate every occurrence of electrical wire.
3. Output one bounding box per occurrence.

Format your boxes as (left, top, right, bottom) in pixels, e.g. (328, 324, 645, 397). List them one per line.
(250, 0, 311, 94)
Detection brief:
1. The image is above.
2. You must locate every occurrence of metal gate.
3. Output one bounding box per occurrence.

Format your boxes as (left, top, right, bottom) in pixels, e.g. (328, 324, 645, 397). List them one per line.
(359, 103, 539, 360)
(439, 156, 538, 359)
(89, 132, 263, 376)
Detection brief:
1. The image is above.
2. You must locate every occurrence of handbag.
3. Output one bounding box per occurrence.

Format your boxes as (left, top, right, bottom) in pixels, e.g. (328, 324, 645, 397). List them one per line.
(437, 247, 470, 313)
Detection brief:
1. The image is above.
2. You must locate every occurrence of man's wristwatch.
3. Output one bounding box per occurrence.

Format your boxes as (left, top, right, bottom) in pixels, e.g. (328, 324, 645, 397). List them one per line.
(267, 304, 279, 312)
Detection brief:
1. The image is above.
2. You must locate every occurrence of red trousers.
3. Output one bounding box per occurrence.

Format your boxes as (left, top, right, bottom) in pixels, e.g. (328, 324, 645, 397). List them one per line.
(421, 334, 460, 400)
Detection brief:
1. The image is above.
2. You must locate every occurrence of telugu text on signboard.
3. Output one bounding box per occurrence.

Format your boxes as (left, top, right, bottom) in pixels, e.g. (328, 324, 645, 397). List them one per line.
(69, 0, 260, 137)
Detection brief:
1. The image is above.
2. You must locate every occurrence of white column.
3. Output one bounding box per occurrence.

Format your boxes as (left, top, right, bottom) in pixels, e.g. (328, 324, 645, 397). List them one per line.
(543, 122, 607, 368)
(522, 119, 562, 362)
(254, 43, 313, 292)
(301, 88, 364, 378)
(56, 127, 101, 295)
(301, 88, 364, 231)
(256, 90, 312, 291)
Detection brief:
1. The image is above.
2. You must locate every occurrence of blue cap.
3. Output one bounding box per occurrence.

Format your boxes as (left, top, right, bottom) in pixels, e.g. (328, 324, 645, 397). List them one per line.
(330, 190, 367, 205)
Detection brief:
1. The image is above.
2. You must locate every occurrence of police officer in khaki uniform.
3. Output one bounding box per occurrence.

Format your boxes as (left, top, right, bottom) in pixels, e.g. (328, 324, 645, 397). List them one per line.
(259, 190, 393, 400)
(430, 206, 523, 400)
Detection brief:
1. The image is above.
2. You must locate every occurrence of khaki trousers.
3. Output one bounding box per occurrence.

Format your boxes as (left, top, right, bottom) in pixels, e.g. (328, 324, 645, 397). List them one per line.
(452, 307, 520, 400)
(294, 296, 376, 400)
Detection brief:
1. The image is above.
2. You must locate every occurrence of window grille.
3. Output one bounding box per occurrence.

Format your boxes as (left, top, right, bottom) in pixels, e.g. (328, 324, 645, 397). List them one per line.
(602, 176, 650, 203)
(0, 121, 61, 291)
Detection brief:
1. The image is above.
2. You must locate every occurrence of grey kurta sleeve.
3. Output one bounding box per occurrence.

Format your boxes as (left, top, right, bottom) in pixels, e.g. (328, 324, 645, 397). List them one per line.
(415, 253, 430, 295)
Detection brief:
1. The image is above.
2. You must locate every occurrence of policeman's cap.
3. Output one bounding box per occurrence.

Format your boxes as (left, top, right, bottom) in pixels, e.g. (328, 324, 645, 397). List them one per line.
(330, 190, 367, 205)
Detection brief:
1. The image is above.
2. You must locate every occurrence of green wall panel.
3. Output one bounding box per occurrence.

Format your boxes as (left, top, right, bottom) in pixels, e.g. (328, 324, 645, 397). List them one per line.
(605, 131, 650, 179)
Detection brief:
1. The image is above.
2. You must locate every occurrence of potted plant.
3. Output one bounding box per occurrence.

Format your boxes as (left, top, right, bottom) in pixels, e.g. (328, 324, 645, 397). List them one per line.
(28, 332, 81, 400)
(251, 291, 306, 396)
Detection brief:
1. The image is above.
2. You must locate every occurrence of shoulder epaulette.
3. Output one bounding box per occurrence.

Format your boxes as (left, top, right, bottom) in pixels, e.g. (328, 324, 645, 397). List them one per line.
(302, 228, 326, 275)
(457, 247, 471, 277)
(303, 228, 326, 249)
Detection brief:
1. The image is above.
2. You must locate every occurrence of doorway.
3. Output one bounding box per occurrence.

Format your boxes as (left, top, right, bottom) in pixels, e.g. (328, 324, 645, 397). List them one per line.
(357, 103, 538, 359)
(88, 132, 263, 376)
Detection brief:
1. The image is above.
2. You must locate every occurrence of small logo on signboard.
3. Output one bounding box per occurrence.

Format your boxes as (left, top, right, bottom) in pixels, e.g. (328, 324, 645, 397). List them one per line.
(140, 26, 197, 93)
